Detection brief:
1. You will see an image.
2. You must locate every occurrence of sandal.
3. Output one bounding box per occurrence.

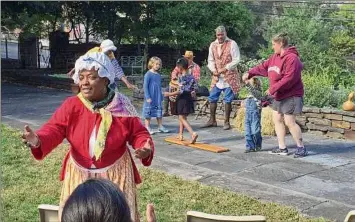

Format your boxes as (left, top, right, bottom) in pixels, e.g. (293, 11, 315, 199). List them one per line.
(176, 134, 184, 141)
(190, 132, 198, 144)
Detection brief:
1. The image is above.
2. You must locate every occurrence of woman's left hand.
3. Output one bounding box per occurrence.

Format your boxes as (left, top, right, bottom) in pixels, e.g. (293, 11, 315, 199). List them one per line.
(135, 139, 152, 159)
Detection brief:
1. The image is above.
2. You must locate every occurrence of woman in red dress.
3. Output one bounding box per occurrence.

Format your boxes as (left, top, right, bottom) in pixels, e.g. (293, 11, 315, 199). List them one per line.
(22, 52, 154, 221)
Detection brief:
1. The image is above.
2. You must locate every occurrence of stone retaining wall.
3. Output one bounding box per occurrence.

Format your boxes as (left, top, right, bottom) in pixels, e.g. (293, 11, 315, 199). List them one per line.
(298, 107, 355, 140)
(194, 96, 241, 119)
(194, 98, 355, 141)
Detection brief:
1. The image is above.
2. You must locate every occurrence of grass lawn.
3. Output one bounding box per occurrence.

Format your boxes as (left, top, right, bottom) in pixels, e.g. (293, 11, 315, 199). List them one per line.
(1, 124, 328, 222)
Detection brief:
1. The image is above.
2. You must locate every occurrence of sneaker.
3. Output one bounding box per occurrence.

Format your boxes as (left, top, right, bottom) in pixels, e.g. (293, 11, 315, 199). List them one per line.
(268, 148, 289, 156)
(245, 148, 256, 153)
(294, 147, 308, 158)
(147, 127, 155, 135)
(158, 126, 169, 133)
(255, 146, 262, 152)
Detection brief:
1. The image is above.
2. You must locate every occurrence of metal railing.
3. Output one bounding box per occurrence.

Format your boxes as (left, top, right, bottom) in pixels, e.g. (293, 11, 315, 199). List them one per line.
(119, 56, 145, 75)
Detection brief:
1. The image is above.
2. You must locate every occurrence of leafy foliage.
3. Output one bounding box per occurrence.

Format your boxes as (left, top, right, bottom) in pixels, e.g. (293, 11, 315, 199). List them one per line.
(1, 1, 63, 38)
(2, 2, 354, 109)
(151, 2, 254, 50)
(255, 3, 355, 108)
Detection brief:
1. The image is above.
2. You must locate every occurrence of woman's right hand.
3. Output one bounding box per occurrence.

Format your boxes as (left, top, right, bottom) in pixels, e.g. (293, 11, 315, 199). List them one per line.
(242, 73, 249, 82)
(22, 125, 40, 148)
(147, 98, 152, 103)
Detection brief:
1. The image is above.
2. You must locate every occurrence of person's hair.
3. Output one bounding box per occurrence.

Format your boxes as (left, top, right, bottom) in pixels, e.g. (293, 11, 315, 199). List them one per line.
(176, 57, 189, 70)
(272, 32, 289, 47)
(250, 77, 262, 91)
(147, 56, 162, 69)
(215, 25, 226, 33)
(61, 179, 131, 222)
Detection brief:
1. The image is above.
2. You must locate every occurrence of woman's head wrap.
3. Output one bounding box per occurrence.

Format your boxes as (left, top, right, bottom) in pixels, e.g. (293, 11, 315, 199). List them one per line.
(72, 52, 115, 85)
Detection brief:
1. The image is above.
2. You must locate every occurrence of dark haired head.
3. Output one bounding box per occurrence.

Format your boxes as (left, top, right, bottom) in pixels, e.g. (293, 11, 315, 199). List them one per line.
(176, 57, 189, 70)
(61, 179, 131, 222)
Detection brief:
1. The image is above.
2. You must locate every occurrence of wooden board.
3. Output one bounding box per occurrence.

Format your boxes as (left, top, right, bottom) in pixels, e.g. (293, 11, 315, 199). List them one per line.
(164, 137, 230, 153)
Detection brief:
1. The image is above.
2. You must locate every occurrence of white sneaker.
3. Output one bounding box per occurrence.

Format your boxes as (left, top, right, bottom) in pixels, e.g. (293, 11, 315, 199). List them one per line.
(147, 127, 155, 135)
(158, 126, 169, 133)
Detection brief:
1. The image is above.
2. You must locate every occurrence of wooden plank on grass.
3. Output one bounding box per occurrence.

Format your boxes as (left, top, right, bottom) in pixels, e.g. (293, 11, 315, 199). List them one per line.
(164, 137, 230, 153)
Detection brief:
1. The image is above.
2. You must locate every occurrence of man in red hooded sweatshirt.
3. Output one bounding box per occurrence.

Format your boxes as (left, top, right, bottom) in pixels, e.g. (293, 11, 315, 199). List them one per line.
(243, 33, 307, 158)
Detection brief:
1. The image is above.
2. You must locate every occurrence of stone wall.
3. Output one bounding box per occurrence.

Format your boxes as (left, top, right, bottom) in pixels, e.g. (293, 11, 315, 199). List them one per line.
(194, 99, 355, 141)
(194, 96, 241, 119)
(297, 107, 355, 141)
(1, 59, 21, 69)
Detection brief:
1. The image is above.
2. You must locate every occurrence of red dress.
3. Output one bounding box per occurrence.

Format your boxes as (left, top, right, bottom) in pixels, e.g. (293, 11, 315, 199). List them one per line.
(31, 94, 154, 221)
(31, 95, 154, 184)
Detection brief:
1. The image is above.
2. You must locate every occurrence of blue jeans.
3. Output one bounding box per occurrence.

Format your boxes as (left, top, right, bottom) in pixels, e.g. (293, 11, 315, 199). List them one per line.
(208, 86, 234, 103)
(244, 98, 262, 150)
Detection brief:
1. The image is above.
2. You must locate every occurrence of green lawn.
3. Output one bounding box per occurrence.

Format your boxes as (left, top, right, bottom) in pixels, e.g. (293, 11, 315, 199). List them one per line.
(1, 125, 328, 222)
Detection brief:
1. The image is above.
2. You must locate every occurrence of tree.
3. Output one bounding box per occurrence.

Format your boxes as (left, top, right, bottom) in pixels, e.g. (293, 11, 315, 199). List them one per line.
(257, 2, 355, 106)
(257, 3, 335, 70)
(91, 2, 134, 48)
(151, 2, 254, 51)
(63, 1, 97, 43)
(1, 1, 64, 38)
(330, 4, 355, 56)
(123, 2, 166, 66)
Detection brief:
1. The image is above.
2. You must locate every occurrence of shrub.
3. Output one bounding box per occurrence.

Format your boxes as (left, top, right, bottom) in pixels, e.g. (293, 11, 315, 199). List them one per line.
(302, 72, 354, 108)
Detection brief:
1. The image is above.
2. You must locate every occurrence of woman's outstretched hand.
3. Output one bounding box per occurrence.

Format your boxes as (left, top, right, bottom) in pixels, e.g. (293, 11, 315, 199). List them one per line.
(135, 139, 152, 159)
(146, 203, 156, 222)
(22, 125, 40, 148)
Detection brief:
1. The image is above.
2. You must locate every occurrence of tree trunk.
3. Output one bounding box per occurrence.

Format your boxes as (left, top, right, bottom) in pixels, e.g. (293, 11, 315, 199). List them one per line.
(143, 37, 149, 71)
(137, 37, 141, 55)
(107, 15, 114, 39)
(71, 20, 81, 43)
(85, 17, 90, 43)
(116, 34, 122, 59)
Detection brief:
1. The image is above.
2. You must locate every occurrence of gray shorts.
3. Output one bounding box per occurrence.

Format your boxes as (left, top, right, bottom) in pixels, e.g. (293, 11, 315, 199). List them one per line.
(272, 97, 303, 115)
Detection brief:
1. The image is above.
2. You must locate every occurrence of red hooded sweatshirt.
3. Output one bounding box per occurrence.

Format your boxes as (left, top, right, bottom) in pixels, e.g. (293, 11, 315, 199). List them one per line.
(248, 46, 304, 101)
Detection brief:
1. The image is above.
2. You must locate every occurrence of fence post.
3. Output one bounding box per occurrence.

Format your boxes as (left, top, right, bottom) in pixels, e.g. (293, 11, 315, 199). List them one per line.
(5, 37, 8, 59)
(37, 36, 41, 69)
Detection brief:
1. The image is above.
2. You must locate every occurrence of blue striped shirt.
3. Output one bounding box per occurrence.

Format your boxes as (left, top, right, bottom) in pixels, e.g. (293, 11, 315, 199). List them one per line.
(111, 58, 125, 80)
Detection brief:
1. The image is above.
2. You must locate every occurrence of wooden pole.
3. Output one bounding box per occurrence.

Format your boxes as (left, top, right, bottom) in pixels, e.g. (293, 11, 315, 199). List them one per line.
(5, 37, 8, 59)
